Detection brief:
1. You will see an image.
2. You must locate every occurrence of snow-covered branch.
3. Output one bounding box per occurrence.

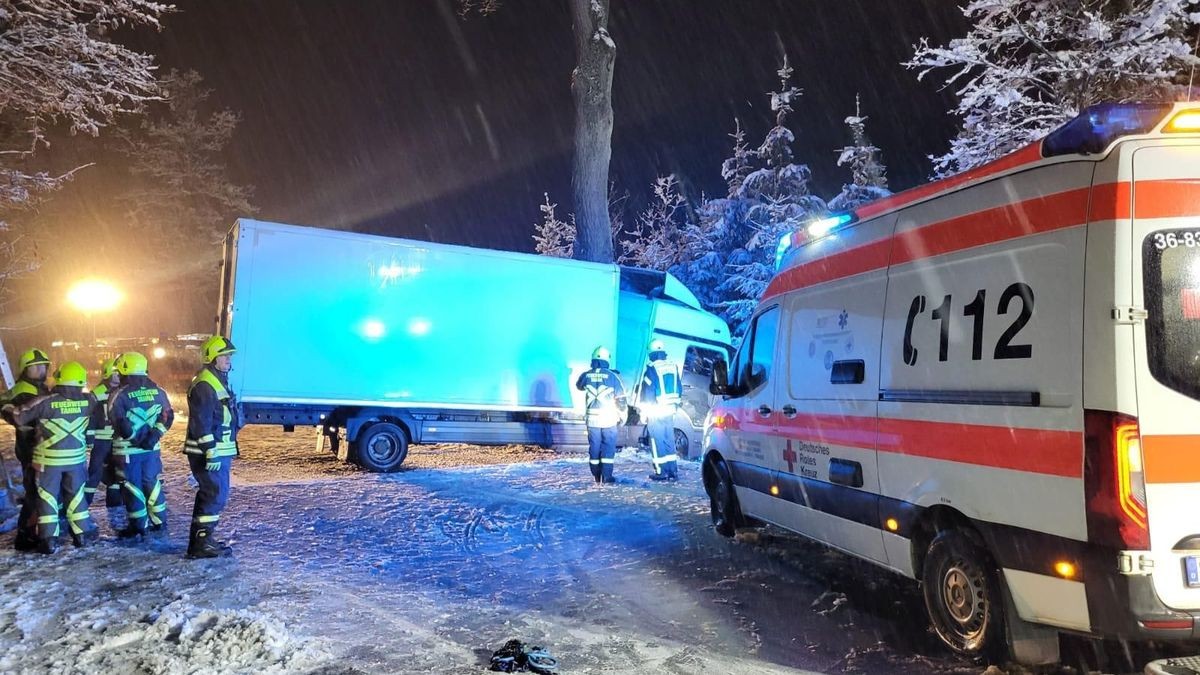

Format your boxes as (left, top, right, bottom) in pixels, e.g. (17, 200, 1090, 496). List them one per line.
(907, 0, 1200, 177)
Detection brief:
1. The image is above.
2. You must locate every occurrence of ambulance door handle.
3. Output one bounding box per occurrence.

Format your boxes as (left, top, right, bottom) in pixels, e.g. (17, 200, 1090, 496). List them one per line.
(781, 405, 797, 419)
(757, 405, 773, 418)
(829, 459, 864, 488)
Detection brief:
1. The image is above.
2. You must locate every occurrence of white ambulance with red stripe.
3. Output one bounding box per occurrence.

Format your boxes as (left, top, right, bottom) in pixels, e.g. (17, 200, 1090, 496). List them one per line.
(702, 102, 1200, 663)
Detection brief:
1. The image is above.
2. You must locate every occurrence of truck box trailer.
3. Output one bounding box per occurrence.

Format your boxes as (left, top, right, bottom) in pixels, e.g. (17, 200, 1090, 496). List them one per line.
(219, 219, 731, 471)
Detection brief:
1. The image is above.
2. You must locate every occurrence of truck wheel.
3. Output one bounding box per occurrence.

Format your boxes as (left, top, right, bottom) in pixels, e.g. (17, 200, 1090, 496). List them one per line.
(706, 456, 745, 537)
(354, 422, 409, 473)
(674, 428, 690, 460)
(922, 530, 1006, 659)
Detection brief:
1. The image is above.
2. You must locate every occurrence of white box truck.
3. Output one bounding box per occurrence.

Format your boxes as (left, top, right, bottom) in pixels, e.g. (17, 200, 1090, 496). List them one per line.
(219, 219, 731, 471)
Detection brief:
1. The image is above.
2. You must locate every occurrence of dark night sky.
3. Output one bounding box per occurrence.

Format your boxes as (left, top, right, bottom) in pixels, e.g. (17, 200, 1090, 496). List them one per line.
(131, 0, 966, 252)
(7, 1, 970, 342)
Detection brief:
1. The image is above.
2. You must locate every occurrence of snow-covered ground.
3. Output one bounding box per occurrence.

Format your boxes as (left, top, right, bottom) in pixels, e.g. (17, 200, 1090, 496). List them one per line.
(0, 425, 1189, 674)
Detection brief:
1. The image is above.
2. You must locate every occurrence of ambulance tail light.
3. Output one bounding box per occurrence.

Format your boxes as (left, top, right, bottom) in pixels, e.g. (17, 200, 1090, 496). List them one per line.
(1084, 410, 1150, 550)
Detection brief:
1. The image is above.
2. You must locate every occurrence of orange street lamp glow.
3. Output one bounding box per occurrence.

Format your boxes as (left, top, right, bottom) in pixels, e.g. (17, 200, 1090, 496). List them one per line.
(67, 279, 124, 313)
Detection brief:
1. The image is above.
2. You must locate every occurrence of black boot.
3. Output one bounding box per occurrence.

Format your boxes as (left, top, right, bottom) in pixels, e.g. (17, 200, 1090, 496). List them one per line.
(117, 524, 146, 541)
(186, 525, 224, 559)
(105, 484, 123, 509)
(72, 530, 100, 548)
(13, 529, 38, 552)
(148, 521, 167, 536)
(37, 536, 58, 555)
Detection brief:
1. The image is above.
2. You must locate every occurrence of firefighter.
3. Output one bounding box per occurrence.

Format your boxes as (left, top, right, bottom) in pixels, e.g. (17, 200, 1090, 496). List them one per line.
(574, 346, 626, 484)
(108, 352, 173, 540)
(0, 348, 52, 551)
(183, 335, 239, 559)
(639, 339, 681, 482)
(85, 358, 122, 509)
(1, 361, 100, 552)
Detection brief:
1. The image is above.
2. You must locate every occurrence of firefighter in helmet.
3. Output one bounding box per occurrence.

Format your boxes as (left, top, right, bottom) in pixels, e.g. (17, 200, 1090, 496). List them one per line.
(0, 348, 52, 551)
(639, 339, 681, 481)
(85, 358, 123, 509)
(184, 335, 240, 558)
(108, 351, 174, 540)
(574, 346, 627, 484)
(1, 361, 100, 552)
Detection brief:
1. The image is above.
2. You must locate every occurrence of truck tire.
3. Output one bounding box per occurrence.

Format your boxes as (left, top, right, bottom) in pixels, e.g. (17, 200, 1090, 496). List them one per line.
(922, 529, 1007, 660)
(353, 422, 409, 473)
(674, 427, 690, 460)
(705, 456, 745, 537)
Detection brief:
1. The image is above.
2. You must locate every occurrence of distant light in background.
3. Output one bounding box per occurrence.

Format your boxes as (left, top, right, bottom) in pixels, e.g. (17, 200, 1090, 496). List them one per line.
(152, 347, 167, 359)
(66, 279, 123, 313)
(377, 263, 423, 283)
(407, 317, 431, 336)
(361, 319, 386, 340)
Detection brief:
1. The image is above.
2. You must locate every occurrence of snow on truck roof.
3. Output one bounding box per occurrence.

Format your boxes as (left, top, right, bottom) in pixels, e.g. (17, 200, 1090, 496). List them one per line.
(773, 101, 1200, 273)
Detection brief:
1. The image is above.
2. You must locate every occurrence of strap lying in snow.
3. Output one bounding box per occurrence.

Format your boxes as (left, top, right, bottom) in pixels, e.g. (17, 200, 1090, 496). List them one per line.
(488, 639, 558, 674)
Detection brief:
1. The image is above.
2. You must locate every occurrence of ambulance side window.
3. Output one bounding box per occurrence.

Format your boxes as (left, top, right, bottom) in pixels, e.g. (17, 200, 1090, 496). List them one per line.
(728, 341, 750, 395)
(745, 307, 780, 392)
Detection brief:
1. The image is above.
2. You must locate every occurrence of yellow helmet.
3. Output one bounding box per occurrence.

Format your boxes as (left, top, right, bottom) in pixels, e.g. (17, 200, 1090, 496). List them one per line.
(18, 348, 51, 372)
(100, 358, 118, 380)
(53, 361, 88, 387)
(201, 335, 236, 364)
(115, 352, 148, 376)
(592, 346, 611, 362)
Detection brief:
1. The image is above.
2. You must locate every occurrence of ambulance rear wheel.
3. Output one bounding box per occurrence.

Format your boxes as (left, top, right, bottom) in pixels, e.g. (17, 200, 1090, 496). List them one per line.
(353, 422, 409, 473)
(922, 530, 1006, 659)
(706, 457, 745, 537)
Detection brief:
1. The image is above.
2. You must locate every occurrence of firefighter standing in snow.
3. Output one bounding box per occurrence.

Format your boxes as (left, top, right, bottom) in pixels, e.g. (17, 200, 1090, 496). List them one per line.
(574, 346, 626, 484)
(184, 335, 239, 559)
(85, 358, 122, 509)
(108, 352, 173, 539)
(639, 339, 681, 482)
(0, 348, 52, 551)
(1, 361, 100, 553)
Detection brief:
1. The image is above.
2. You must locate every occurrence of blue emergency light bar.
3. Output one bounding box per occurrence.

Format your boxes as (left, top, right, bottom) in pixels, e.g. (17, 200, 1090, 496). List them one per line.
(774, 212, 856, 269)
(1042, 102, 1173, 157)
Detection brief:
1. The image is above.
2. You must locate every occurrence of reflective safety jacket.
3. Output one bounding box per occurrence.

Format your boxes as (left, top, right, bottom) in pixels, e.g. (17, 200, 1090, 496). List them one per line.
(108, 375, 174, 456)
(6, 386, 98, 466)
(575, 360, 626, 429)
(1, 377, 49, 462)
(184, 366, 239, 459)
(87, 381, 115, 454)
(640, 358, 683, 420)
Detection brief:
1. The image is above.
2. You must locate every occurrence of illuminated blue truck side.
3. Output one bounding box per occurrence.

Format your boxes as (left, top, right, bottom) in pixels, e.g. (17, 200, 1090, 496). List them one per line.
(218, 219, 731, 471)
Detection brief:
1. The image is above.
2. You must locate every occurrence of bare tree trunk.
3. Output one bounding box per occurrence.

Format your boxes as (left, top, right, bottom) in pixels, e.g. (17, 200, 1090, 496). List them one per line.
(569, 0, 616, 263)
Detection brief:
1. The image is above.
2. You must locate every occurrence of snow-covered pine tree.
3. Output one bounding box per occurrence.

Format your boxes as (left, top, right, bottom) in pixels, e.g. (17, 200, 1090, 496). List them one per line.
(533, 193, 575, 258)
(829, 95, 891, 212)
(619, 174, 687, 271)
(718, 58, 827, 335)
(908, 0, 1200, 177)
(670, 121, 752, 316)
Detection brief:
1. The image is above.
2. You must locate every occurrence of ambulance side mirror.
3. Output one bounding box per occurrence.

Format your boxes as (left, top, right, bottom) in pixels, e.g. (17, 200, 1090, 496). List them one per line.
(709, 358, 730, 396)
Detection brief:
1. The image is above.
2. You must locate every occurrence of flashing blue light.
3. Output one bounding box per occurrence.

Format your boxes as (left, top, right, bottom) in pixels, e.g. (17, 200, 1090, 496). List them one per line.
(807, 213, 854, 238)
(774, 231, 794, 270)
(1043, 102, 1172, 157)
(774, 213, 856, 269)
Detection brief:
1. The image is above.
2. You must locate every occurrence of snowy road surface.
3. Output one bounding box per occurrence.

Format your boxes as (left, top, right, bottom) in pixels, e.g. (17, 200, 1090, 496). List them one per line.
(0, 426, 1184, 674)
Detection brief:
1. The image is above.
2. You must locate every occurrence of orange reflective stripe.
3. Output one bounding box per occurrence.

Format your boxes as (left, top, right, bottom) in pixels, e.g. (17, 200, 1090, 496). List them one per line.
(1142, 435, 1200, 484)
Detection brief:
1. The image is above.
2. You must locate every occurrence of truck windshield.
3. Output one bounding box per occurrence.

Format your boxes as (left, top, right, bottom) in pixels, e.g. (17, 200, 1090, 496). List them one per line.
(1142, 228, 1200, 401)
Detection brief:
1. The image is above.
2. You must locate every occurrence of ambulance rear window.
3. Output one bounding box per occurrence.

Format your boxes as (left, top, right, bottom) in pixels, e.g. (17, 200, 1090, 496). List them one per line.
(1142, 228, 1200, 400)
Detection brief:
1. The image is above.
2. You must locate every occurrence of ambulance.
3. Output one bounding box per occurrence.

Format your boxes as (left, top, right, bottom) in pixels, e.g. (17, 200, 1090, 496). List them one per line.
(702, 102, 1200, 663)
